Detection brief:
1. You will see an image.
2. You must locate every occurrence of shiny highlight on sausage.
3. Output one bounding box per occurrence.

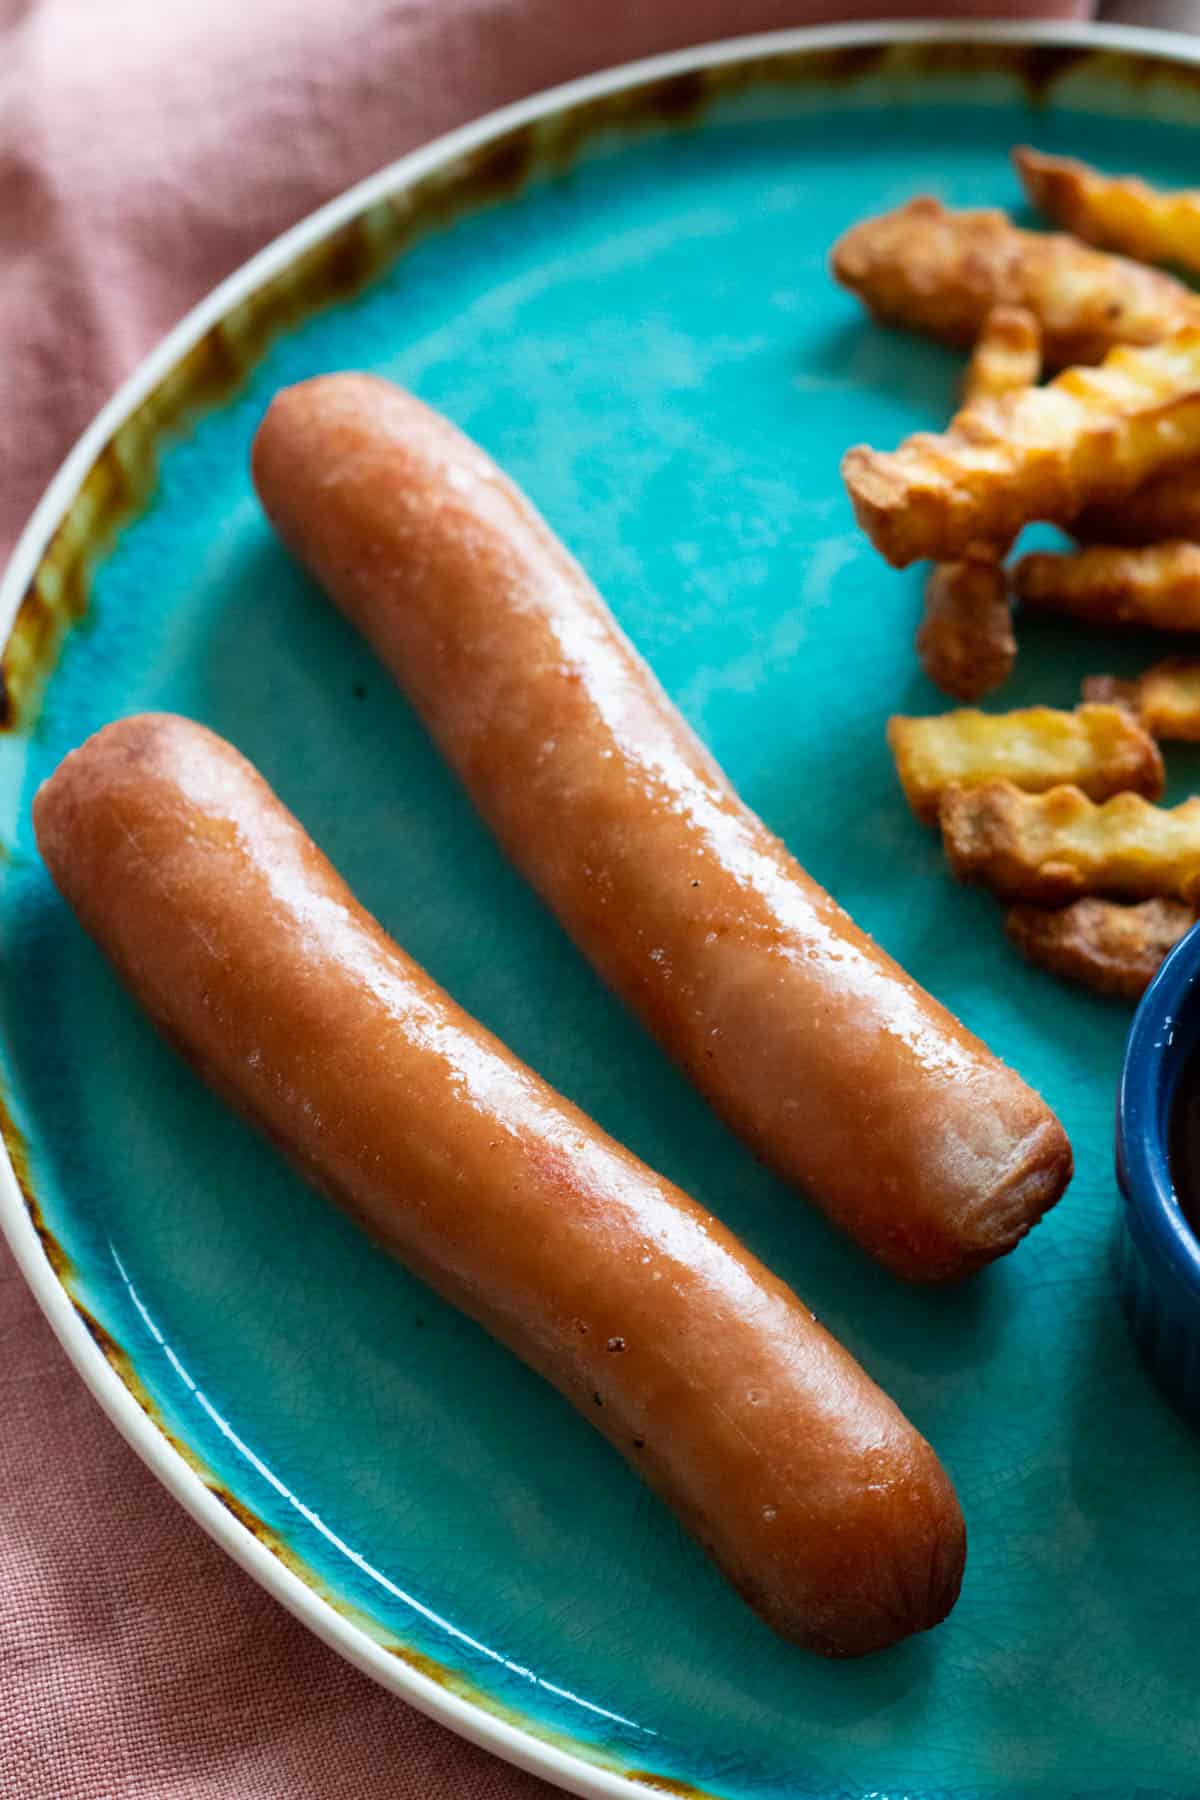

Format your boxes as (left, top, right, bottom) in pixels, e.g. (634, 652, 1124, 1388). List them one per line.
(252, 376, 1072, 1281)
(35, 714, 966, 1656)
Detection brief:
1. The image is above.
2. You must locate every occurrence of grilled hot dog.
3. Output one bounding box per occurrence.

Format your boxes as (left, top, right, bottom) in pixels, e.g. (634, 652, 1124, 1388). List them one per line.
(35, 713, 966, 1655)
(252, 376, 1072, 1280)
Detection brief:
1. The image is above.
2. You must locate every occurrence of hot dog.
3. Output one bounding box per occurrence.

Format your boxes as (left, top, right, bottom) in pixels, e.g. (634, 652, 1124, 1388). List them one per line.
(34, 713, 966, 1656)
(252, 376, 1072, 1281)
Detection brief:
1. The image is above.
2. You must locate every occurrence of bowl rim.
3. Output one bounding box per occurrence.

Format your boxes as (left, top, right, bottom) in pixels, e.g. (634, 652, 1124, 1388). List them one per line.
(1117, 920, 1200, 1301)
(8, 16, 1200, 1800)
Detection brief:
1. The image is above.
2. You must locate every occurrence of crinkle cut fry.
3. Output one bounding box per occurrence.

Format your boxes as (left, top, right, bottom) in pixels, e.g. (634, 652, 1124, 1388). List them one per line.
(888, 704, 1163, 826)
(916, 307, 1038, 701)
(1015, 541, 1200, 632)
(917, 557, 1016, 702)
(939, 781, 1200, 905)
(830, 195, 1196, 370)
(962, 307, 1042, 405)
(843, 327, 1200, 569)
(1015, 146, 1200, 278)
(1084, 657, 1200, 741)
(1006, 896, 1196, 1000)
(1072, 460, 1200, 546)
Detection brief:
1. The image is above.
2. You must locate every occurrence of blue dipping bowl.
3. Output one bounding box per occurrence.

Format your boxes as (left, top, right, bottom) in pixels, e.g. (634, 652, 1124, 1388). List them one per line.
(1116, 919, 1200, 1427)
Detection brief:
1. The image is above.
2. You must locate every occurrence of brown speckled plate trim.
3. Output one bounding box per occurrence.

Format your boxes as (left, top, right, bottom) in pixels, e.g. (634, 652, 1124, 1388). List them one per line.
(3, 22, 1200, 1798)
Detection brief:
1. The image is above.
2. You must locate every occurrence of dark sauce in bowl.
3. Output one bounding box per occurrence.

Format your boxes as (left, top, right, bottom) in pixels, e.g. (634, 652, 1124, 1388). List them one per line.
(1169, 1047, 1200, 1239)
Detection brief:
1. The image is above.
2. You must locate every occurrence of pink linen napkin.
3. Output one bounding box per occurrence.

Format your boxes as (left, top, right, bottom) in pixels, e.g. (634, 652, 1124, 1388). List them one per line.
(0, 4, 1090, 1797)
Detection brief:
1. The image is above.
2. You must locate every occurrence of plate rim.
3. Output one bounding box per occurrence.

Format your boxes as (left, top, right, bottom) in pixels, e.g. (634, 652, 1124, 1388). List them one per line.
(4, 17, 1200, 1798)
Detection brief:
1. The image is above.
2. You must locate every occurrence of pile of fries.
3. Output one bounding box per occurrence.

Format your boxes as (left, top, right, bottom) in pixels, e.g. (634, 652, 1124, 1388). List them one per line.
(833, 149, 1200, 999)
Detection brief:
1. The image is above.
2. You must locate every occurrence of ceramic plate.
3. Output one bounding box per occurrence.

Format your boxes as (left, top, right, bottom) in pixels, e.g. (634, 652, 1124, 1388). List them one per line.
(6, 22, 1200, 1800)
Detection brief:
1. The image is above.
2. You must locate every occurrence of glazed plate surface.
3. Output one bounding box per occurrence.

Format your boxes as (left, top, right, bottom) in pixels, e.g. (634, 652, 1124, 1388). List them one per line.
(4, 24, 1200, 1800)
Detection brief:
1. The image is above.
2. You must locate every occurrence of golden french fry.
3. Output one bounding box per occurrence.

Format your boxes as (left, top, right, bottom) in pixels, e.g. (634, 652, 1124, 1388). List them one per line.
(888, 703, 1163, 826)
(962, 306, 1042, 404)
(1015, 146, 1200, 278)
(1083, 657, 1200, 740)
(1006, 896, 1195, 1000)
(1071, 460, 1200, 545)
(913, 312, 1038, 700)
(843, 328, 1200, 568)
(916, 309, 1040, 700)
(1135, 658, 1200, 738)
(1014, 540, 1200, 632)
(939, 781, 1200, 905)
(916, 557, 1016, 701)
(830, 196, 1195, 369)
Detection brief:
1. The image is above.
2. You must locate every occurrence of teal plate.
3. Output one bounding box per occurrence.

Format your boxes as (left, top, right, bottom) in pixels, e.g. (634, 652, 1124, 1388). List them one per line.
(7, 22, 1200, 1799)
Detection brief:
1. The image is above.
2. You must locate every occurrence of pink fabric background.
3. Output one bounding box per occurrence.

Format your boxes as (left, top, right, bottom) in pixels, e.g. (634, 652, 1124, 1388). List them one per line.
(1, 4, 1089, 1797)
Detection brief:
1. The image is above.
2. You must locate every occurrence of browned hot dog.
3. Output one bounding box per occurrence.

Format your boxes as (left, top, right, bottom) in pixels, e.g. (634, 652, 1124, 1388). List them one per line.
(35, 714, 965, 1656)
(252, 376, 1072, 1281)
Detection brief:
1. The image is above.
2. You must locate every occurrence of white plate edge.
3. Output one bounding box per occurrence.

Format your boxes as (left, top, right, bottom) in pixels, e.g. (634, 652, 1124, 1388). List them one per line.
(2, 17, 1198, 1799)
